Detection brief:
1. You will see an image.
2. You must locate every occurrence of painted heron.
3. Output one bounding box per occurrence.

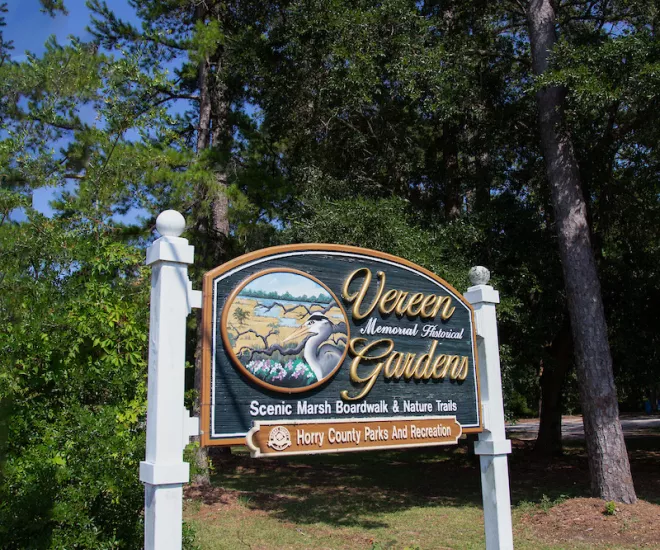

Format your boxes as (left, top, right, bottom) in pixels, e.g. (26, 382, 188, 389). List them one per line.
(283, 313, 344, 381)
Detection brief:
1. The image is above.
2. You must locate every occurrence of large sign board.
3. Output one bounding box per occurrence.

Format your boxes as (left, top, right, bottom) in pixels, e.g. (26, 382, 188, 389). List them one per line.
(201, 245, 481, 455)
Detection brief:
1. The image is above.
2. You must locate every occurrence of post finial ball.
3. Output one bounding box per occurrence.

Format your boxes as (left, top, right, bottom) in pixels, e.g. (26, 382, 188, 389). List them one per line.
(156, 210, 186, 237)
(469, 266, 490, 286)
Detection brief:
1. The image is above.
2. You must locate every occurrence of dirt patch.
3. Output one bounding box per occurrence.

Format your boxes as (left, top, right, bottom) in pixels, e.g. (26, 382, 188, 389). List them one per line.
(184, 484, 267, 521)
(520, 497, 660, 547)
(185, 483, 242, 507)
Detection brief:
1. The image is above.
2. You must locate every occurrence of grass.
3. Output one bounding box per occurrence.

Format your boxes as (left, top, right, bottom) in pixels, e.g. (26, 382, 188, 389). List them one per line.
(184, 435, 660, 549)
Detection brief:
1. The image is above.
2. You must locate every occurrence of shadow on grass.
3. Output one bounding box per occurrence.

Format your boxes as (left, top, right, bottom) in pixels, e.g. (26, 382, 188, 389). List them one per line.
(509, 435, 660, 507)
(207, 443, 482, 529)
(625, 435, 660, 505)
(198, 435, 660, 530)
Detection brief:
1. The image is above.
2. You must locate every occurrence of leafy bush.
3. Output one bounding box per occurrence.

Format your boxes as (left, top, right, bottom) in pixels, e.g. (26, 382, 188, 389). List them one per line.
(603, 501, 618, 516)
(0, 218, 149, 549)
(182, 521, 201, 550)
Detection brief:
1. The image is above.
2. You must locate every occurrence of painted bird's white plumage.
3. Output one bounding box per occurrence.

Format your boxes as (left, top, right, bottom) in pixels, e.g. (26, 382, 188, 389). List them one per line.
(284, 313, 344, 381)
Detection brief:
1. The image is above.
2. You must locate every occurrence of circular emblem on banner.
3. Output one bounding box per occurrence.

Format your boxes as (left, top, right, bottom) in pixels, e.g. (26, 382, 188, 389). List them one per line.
(222, 268, 350, 393)
(267, 426, 292, 451)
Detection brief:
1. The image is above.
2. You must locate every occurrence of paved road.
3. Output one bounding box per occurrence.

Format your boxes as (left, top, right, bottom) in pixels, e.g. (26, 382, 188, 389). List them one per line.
(505, 415, 660, 441)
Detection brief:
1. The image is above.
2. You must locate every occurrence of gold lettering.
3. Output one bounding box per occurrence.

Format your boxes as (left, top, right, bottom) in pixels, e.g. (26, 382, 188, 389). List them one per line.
(441, 300, 456, 320)
(448, 356, 462, 378)
(340, 338, 393, 400)
(432, 296, 456, 320)
(411, 340, 437, 379)
(341, 338, 470, 399)
(407, 293, 425, 317)
(379, 289, 399, 315)
(431, 355, 450, 379)
(456, 356, 469, 380)
(341, 268, 459, 321)
(394, 291, 410, 316)
(401, 353, 417, 378)
(420, 294, 437, 317)
(383, 351, 403, 378)
(341, 268, 385, 321)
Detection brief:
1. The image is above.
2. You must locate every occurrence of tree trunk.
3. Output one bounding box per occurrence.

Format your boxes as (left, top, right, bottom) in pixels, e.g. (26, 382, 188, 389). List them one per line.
(527, 0, 636, 503)
(443, 123, 461, 220)
(535, 320, 572, 456)
(209, 57, 231, 261)
(474, 150, 491, 212)
(190, 12, 233, 482)
(190, 53, 214, 485)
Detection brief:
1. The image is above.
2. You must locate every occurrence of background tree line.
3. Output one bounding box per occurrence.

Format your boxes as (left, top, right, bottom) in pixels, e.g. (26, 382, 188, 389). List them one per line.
(1, 0, 658, 547)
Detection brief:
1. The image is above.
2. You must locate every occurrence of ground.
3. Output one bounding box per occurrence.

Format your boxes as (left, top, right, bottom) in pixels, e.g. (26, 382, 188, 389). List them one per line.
(184, 418, 660, 549)
(518, 498, 659, 548)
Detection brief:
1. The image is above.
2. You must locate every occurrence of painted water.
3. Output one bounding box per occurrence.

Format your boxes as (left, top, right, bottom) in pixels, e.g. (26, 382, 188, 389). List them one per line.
(248, 297, 341, 327)
(251, 298, 311, 326)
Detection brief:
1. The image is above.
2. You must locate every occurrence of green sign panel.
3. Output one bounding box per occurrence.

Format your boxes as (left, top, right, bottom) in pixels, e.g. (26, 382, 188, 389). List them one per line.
(201, 245, 481, 451)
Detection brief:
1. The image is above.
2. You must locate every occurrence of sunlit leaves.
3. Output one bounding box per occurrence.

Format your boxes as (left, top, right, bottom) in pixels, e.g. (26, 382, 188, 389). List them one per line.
(0, 217, 149, 548)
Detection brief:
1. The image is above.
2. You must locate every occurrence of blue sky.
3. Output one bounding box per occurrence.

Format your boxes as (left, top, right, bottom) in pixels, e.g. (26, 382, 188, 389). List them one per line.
(6, 0, 139, 219)
(5, 1, 256, 225)
(242, 272, 331, 301)
(6, 0, 137, 62)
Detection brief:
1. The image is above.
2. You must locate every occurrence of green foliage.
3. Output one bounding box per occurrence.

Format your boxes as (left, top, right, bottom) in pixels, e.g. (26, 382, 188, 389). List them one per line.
(0, 216, 149, 549)
(517, 493, 569, 515)
(506, 391, 537, 419)
(39, 0, 68, 17)
(182, 521, 201, 550)
(239, 289, 332, 303)
(190, 19, 225, 63)
(603, 500, 618, 516)
(233, 306, 251, 326)
(183, 441, 213, 481)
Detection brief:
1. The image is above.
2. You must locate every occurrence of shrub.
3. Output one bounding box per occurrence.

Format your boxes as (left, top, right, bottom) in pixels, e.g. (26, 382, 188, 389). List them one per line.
(0, 220, 149, 549)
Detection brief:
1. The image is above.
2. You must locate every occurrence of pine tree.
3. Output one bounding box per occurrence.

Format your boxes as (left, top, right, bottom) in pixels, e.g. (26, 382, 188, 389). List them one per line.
(526, 0, 636, 502)
(88, 0, 285, 480)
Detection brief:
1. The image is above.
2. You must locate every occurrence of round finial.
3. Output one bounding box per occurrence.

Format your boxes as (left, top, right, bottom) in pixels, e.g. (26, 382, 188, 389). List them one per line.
(156, 210, 186, 237)
(469, 266, 490, 286)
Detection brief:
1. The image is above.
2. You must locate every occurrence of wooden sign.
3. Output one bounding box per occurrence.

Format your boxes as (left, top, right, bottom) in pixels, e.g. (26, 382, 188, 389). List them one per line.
(247, 417, 462, 457)
(201, 244, 482, 454)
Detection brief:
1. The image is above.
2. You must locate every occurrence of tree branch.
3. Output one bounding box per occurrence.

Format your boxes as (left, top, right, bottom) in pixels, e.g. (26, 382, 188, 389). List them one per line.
(232, 326, 279, 349)
(257, 301, 336, 319)
(238, 340, 306, 363)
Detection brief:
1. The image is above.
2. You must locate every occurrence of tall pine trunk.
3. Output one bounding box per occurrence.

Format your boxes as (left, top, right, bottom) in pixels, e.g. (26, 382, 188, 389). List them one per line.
(191, 52, 213, 485)
(443, 123, 461, 220)
(535, 320, 572, 456)
(526, 0, 636, 503)
(191, 9, 232, 482)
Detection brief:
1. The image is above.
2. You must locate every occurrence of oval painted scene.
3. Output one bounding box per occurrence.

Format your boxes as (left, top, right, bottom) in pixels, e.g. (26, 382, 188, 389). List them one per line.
(222, 269, 350, 392)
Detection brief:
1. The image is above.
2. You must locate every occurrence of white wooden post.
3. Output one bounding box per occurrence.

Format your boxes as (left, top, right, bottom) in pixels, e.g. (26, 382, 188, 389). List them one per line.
(464, 267, 514, 550)
(140, 210, 201, 550)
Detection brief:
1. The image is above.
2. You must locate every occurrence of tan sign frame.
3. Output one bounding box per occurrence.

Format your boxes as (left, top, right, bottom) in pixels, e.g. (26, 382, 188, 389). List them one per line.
(247, 416, 463, 457)
(201, 243, 482, 448)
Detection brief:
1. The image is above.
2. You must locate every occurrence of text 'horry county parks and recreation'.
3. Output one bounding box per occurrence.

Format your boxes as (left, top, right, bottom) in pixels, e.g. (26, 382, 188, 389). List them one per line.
(201, 244, 482, 456)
